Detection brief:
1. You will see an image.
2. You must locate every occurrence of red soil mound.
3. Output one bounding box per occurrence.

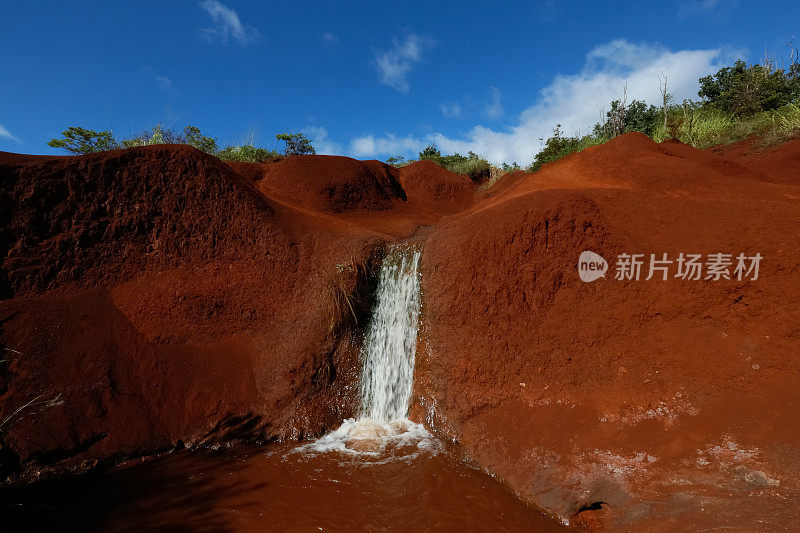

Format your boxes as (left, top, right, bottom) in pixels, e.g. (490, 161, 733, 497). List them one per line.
(713, 136, 800, 185)
(396, 160, 475, 214)
(0, 145, 275, 295)
(413, 132, 800, 530)
(253, 155, 407, 213)
(0, 146, 392, 481)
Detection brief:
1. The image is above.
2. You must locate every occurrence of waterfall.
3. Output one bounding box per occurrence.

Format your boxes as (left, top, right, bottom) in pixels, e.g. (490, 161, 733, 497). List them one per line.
(301, 245, 437, 457)
(359, 247, 421, 422)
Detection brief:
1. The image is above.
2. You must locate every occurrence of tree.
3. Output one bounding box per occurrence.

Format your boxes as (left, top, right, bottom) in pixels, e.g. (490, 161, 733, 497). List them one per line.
(659, 72, 671, 131)
(276, 132, 315, 155)
(593, 99, 659, 138)
(121, 124, 218, 154)
(698, 59, 800, 115)
(183, 126, 219, 154)
(47, 127, 119, 154)
(386, 155, 407, 166)
(419, 144, 441, 160)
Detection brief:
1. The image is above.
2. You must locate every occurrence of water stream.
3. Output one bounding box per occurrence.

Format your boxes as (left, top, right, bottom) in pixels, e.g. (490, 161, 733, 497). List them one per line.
(302, 245, 438, 457)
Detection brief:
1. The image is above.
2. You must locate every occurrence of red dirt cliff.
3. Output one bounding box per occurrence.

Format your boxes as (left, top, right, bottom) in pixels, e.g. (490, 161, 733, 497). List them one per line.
(412, 133, 800, 530)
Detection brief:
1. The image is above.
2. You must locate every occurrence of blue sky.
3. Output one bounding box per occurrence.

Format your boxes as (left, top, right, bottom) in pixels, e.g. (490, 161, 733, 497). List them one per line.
(1, 1, 798, 163)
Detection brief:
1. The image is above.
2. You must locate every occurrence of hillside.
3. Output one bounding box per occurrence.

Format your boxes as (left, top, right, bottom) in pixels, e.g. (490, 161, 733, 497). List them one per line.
(1, 135, 799, 530)
(414, 132, 800, 530)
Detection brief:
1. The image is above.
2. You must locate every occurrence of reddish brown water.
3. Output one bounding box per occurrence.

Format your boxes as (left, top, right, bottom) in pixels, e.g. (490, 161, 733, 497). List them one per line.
(2, 441, 565, 532)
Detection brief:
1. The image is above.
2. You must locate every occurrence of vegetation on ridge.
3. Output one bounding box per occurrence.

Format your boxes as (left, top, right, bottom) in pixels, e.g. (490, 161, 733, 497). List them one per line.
(46, 56, 800, 175)
(48, 126, 315, 162)
(529, 56, 800, 171)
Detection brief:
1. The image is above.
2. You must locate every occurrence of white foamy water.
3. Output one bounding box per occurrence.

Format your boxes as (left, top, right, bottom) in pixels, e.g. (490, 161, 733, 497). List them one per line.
(300, 245, 439, 458)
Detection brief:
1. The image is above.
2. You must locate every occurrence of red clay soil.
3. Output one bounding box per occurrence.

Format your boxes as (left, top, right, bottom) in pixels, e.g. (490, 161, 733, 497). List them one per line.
(253, 154, 407, 213)
(411, 132, 800, 531)
(0, 146, 460, 482)
(397, 160, 476, 214)
(2, 135, 799, 532)
(712, 136, 800, 185)
(228, 156, 476, 238)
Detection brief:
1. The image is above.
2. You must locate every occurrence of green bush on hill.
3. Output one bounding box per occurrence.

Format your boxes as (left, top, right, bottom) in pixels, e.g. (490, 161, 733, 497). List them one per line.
(593, 99, 661, 138)
(529, 56, 800, 171)
(217, 144, 280, 162)
(418, 144, 491, 181)
(528, 125, 607, 172)
(47, 125, 315, 163)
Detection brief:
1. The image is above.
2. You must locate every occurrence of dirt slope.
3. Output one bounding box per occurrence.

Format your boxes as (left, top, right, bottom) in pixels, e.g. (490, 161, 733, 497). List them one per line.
(0, 146, 430, 482)
(413, 133, 800, 530)
(713, 136, 800, 185)
(397, 160, 476, 214)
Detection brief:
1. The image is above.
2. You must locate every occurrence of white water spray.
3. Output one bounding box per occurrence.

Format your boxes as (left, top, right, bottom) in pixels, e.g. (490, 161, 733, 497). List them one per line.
(301, 245, 438, 457)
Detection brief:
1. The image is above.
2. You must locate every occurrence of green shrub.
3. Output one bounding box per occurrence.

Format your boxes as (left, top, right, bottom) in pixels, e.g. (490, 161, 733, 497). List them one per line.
(47, 127, 119, 154)
(217, 144, 281, 163)
(447, 154, 491, 180)
(49, 124, 220, 155)
(594, 99, 661, 138)
(528, 125, 607, 172)
(183, 126, 220, 154)
(418, 144, 491, 181)
(121, 124, 219, 154)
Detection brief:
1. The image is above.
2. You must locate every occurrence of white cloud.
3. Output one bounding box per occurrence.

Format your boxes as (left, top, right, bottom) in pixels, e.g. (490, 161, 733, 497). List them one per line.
(440, 102, 462, 119)
(199, 0, 261, 46)
(304, 126, 342, 155)
(350, 133, 424, 158)
(484, 86, 504, 120)
(155, 75, 172, 90)
(321, 32, 339, 44)
(0, 124, 20, 143)
(351, 40, 735, 164)
(373, 34, 433, 92)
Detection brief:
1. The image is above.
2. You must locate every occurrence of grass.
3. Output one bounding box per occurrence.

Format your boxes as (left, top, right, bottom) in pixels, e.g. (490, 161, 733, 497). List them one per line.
(526, 104, 800, 174)
(321, 257, 374, 332)
(652, 104, 800, 149)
